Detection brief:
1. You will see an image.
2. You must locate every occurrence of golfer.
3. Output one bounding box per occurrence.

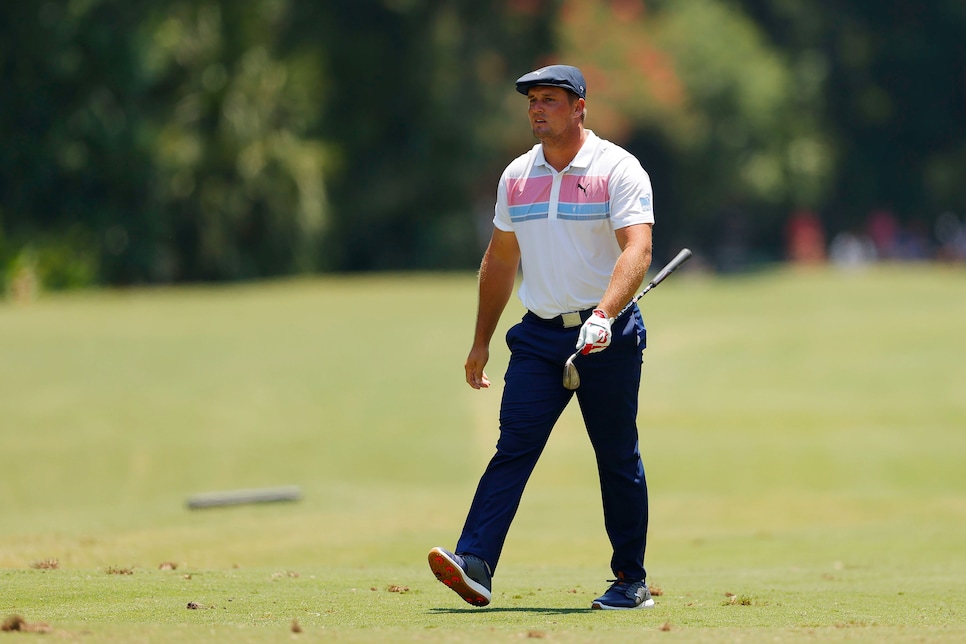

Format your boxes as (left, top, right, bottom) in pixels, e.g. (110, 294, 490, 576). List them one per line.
(429, 64, 657, 610)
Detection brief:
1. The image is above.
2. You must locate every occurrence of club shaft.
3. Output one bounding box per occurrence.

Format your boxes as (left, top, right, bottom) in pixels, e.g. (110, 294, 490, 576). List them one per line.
(614, 248, 692, 319)
(565, 248, 693, 390)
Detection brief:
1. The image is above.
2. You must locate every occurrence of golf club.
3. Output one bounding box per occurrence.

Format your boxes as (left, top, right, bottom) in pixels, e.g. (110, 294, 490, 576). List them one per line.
(563, 248, 693, 390)
(185, 485, 302, 509)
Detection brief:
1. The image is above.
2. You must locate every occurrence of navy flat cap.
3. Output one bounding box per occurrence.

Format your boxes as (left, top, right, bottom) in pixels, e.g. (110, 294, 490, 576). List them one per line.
(515, 65, 587, 99)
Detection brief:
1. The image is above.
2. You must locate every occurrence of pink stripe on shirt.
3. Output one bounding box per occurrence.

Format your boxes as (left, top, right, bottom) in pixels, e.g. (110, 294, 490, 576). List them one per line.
(559, 175, 608, 203)
(507, 175, 553, 207)
(507, 175, 610, 206)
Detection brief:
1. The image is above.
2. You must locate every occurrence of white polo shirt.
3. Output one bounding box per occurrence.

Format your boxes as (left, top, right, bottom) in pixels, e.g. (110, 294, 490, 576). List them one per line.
(494, 130, 655, 319)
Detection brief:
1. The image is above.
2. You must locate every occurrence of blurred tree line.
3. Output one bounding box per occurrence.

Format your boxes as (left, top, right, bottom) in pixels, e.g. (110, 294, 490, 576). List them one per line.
(1, 0, 963, 291)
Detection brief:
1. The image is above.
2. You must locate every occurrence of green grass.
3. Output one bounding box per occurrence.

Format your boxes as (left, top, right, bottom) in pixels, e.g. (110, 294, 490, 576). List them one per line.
(1, 265, 965, 642)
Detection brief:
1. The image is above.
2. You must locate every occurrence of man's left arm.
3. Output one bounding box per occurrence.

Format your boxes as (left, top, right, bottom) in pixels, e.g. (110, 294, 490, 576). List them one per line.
(576, 155, 655, 355)
(596, 223, 653, 319)
(576, 223, 652, 355)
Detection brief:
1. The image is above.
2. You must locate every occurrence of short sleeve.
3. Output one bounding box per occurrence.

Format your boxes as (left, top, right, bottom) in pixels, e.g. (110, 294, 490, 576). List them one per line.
(609, 156, 655, 229)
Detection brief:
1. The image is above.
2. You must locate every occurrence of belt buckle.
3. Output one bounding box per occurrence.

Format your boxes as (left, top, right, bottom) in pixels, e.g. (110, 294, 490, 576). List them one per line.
(560, 312, 582, 328)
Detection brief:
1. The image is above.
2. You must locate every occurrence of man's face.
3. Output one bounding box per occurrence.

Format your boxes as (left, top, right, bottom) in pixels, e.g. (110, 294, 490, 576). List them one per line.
(526, 86, 581, 140)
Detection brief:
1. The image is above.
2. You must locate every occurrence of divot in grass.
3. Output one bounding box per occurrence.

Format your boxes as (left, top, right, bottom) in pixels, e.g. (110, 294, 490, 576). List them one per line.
(2, 614, 52, 633)
(722, 592, 754, 606)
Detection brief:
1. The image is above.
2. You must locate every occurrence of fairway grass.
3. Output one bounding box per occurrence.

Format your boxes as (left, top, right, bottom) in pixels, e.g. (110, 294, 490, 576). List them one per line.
(1, 265, 965, 642)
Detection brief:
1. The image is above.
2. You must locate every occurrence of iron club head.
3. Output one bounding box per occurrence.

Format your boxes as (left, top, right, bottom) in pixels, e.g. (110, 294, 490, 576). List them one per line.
(562, 350, 582, 390)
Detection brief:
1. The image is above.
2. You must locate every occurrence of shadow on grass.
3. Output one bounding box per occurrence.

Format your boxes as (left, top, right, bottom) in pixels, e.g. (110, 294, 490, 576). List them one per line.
(428, 607, 589, 615)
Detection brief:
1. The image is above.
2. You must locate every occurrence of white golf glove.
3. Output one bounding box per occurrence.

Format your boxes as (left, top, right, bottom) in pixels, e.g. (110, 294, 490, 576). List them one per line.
(576, 309, 613, 355)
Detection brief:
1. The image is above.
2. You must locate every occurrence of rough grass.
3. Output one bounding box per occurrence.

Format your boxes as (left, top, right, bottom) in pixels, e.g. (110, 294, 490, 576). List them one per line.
(1, 265, 965, 642)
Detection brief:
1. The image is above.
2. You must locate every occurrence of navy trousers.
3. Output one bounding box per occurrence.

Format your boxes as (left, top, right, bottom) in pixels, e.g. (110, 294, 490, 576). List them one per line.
(456, 307, 649, 581)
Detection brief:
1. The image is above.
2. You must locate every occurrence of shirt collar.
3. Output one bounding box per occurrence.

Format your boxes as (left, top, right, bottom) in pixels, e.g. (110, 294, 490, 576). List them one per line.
(535, 130, 600, 172)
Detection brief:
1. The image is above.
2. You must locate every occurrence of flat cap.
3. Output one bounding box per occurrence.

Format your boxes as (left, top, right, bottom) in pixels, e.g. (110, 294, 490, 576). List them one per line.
(515, 65, 586, 99)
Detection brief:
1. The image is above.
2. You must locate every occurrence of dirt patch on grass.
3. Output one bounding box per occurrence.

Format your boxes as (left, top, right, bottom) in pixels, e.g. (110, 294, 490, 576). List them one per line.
(2, 614, 52, 633)
(723, 592, 753, 606)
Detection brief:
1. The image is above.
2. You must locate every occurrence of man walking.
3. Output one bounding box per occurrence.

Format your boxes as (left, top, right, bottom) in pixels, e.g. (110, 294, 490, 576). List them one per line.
(429, 65, 656, 610)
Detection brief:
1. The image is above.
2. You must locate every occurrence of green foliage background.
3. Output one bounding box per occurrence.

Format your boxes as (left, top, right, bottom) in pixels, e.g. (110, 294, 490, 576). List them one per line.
(1, 0, 964, 288)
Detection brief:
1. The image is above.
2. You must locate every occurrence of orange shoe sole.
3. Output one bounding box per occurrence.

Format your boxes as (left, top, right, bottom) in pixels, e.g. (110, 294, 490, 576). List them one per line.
(428, 547, 490, 607)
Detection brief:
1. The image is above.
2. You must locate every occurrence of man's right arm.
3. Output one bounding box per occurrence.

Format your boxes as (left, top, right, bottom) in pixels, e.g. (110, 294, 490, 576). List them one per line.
(465, 228, 520, 389)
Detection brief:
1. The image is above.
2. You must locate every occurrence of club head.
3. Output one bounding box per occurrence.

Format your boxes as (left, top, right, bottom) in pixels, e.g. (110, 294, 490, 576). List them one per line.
(562, 353, 581, 390)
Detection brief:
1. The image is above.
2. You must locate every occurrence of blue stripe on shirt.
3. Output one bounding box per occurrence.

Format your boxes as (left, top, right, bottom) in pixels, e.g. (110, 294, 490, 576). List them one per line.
(509, 203, 550, 222)
(557, 201, 610, 219)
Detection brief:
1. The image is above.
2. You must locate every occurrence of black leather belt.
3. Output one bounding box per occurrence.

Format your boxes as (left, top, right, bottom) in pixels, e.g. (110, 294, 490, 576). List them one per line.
(527, 308, 596, 328)
(527, 305, 635, 328)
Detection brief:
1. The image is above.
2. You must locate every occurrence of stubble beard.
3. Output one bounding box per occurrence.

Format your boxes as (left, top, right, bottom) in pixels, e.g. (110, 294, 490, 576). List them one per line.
(531, 121, 563, 144)
(533, 125, 574, 149)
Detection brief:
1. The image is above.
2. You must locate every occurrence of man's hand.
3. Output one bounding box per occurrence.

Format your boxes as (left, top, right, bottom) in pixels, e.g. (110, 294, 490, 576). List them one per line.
(576, 309, 613, 355)
(465, 346, 492, 389)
